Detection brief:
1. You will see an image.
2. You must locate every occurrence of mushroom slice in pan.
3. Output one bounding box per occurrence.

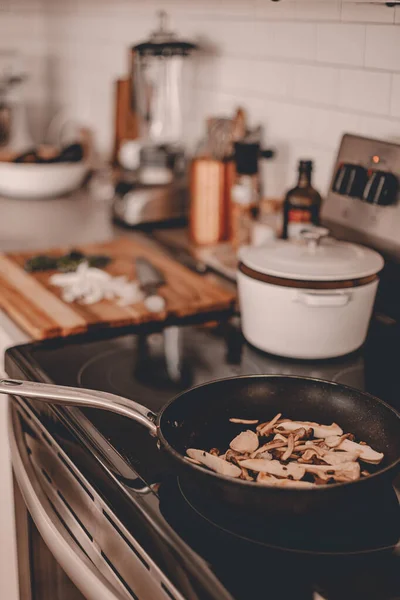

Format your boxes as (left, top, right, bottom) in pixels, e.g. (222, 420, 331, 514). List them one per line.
(257, 473, 316, 489)
(323, 433, 353, 448)
(296, 443, 325, 456)
(298, 449, 320, 463)
(209, 448, 220, 456)
(256, 451, 273, 460)
(319, 450, 359, 466)
(324, 436, 384, 464)
(225, 449, 249, 466)
(297, 444, 359, 465)
(239, 459, 306, 480)
(257, 413, 282, 436)
(240, 467, 254, 481)
(301, 461, 360, 482)
(230, 430, 259, 453)
(281, 433, 295, 461)
(278, 421, 343, 439)
(250, 440, 287, 458)
(186, 449, 241, 478)
(229, 418, 259, 425)
(273, 433, 287, 443)
(185, 456, 202, 466)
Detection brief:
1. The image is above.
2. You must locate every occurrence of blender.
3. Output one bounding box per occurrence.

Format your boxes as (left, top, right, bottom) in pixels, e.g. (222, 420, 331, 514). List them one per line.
(113, 12, 197, 228)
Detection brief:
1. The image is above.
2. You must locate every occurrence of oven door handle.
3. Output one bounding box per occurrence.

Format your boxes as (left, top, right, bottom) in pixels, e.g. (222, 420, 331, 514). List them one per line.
(8, 401, 127, 600)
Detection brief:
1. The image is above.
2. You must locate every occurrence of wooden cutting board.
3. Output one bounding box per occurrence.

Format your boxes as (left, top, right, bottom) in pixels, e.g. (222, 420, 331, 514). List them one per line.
(0, 237, 235, 340)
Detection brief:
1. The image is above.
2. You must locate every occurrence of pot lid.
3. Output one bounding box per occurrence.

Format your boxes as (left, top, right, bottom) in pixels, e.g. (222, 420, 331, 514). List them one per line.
(239, 228, 384, 281)
(133, 11, 197, 56)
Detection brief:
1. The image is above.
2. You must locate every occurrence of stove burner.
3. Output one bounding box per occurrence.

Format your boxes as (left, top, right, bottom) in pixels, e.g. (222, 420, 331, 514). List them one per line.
(77, 335, 192, 409)
(176, 479, 400, 556)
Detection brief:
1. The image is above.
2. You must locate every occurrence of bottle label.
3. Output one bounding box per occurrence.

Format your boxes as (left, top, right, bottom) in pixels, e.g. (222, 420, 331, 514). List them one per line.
(287, 208, 312, 240)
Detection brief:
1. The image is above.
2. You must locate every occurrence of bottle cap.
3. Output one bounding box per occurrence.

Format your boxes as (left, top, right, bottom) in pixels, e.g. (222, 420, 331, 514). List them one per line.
(299, 160, 313, 170)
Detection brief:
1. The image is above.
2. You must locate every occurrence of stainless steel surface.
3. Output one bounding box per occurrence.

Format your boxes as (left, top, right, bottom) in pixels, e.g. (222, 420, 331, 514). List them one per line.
(0, 191, 116, 253)
(112, 183, 188, 226)
(135, 257, 166, 293)
(10, 394, 184, 600)
(136, 256, 167, 312)
(0, 378, 157, 435)
(9, 401, 128, 600)
(322, 134, 400, 260)
(132, 11, 194, 146)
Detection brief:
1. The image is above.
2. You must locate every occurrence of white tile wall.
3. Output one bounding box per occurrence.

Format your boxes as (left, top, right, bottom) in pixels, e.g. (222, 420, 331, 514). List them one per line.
(391, 74, 400, 119)
(316, 23, 365, 66)
(6, 0, 400, 197)
(338, 68, 391, 115)
(0, 0, 49, 142)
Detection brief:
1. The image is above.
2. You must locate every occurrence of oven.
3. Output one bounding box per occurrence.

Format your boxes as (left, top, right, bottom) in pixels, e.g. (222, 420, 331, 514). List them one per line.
(9, 394, 184, 600)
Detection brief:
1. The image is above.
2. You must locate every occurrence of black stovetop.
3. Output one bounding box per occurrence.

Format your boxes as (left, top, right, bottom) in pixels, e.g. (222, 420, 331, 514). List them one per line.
(5, 318, 400, 600)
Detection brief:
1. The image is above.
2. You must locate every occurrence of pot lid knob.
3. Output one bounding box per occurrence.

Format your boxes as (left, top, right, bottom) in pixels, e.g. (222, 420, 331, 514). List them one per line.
(301, 226, 330, 253)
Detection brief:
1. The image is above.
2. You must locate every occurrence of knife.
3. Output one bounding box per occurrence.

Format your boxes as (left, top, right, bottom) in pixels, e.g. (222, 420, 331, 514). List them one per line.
(135, 257, 167, 313)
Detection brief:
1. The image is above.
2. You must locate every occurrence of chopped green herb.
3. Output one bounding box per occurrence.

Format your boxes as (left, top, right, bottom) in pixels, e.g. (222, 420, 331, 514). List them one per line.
(24, 250, 112, 273)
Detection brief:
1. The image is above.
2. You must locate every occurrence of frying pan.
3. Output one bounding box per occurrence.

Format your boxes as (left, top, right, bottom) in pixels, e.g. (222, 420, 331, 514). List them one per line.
(2, 375, 400, 516)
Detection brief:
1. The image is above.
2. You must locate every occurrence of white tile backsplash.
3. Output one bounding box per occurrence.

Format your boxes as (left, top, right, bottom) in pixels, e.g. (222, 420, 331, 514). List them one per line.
(341, 3, 395, 24)
(338, 68, 391, 115)
(292, 64, 339, 106)
(3, 0, 400, 197)
(257, 21, 317, 61)
(365, 25, 400, 72)
(316, 23, 365, 66)
(391, 74, 400, 119)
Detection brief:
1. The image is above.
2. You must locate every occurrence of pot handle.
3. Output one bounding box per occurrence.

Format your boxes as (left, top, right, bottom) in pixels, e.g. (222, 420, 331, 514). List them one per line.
(296, 292, 351, 307)
(0, 379, 158, 436)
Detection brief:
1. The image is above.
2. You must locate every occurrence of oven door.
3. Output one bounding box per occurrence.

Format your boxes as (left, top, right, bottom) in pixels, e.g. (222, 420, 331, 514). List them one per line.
(9, 399, 128, 600)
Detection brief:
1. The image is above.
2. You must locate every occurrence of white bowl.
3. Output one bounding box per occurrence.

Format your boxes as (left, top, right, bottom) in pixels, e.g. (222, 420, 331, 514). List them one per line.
(0, 161, 88, 199)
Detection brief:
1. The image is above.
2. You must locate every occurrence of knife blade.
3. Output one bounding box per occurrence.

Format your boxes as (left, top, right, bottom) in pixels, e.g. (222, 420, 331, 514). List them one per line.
(135, 257, 166, 313)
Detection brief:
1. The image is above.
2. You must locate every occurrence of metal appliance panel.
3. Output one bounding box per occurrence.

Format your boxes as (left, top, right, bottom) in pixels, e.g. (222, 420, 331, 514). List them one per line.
(322, 134, 400, 259)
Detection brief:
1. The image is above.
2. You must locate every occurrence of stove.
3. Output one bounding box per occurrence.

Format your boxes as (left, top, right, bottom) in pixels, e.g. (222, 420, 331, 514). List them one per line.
(5, 317, 400, 600)
(6, 134, 400, 600)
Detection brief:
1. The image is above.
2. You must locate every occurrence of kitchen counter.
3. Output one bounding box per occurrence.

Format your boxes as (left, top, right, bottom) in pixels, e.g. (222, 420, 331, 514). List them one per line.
(0, 189, 233, 600)
(0, 190, 120, 600)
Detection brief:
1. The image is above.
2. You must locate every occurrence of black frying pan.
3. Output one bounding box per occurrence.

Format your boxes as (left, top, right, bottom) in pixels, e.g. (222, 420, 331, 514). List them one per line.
(1, 375, 400, 517)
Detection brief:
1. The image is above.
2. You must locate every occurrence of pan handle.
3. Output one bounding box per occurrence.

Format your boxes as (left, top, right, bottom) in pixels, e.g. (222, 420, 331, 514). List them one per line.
(0, 379, 158, 436)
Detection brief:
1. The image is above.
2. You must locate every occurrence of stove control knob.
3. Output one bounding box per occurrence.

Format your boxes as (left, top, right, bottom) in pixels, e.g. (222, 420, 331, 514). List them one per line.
(362, 170, 399, 206)
(332, 163, 368, 198)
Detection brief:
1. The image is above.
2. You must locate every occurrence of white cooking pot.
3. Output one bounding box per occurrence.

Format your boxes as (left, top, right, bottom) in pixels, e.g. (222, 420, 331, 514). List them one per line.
(237, 228, 384, 359)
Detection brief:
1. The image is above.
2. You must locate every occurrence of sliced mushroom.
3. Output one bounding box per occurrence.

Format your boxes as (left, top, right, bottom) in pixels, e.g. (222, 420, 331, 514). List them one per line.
(319, 450, 359, 466)
(273, 433, 287, 443)
(230, 430, 259, 453)
(301, 461, 360, 482)
(298, 449, 320, 463)
(250, 439, 287, 458)
(225, 448, 249, 466)
(296, 443, 325, 456)
(229, 418, 259, 424)
(324, 437, 384, 464)
(256, 451, 273, 460)
(281, 433, 295, 461)
(257, 473, 316, 488)
(324, 433, 354, 448)
(278, 421, 343, 439)
(209, 448, 220, 456)
(239, 459, 306, 480)
(257, 413, 282, 436)
(186, 449, 241, 478)
(185, 456, 202, 466)
(240, 467, 254, 481)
